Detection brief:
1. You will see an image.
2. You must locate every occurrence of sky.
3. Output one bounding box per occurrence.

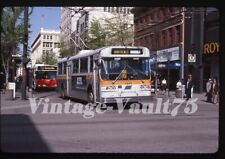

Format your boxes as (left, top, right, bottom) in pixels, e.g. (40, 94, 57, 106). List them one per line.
(29, 7, 60, 47)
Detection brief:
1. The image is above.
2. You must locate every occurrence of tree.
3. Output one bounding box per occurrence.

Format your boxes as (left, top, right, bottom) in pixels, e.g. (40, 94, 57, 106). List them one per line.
(59, 41, 74, 58)
(0, 7, 33, 83)
(103, 13, 134, 46)
(36, 52, 57, 65)
(86, 19, 106, 49)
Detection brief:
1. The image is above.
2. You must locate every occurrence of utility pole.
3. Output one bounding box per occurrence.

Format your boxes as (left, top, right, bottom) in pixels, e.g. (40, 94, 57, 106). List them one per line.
(21, 7, 29, 100)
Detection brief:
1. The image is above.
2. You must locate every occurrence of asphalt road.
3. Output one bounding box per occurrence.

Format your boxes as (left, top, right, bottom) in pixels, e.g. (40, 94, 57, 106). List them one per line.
(0, 91, 219, 153)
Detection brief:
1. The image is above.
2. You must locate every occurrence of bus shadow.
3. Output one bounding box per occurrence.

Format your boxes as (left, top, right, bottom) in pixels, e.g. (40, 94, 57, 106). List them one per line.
(68, 98, 138, 110)
(1, 114, 51, 153)
(34, 88, 56, 93)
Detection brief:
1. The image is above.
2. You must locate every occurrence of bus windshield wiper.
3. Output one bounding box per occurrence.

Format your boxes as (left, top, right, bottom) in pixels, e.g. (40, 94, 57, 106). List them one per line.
(112, 65, 127, 84)
(126, 64, 146, 84)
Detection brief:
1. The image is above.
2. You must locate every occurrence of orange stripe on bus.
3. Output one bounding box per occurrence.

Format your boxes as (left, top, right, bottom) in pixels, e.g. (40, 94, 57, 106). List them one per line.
(56, 76, 71, 80)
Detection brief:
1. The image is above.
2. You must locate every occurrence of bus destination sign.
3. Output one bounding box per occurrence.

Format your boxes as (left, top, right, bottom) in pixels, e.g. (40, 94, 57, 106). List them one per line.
(111, 48, 143, 55)
(37, 66, 57, 70)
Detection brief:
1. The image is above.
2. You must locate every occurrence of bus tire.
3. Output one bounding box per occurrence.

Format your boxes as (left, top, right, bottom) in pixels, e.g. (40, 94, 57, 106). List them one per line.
(61, 85, 66, 99)
(87, 89, 94, 103)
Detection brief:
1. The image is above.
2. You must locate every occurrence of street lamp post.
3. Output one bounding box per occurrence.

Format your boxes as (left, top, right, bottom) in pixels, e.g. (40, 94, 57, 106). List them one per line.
(181, 7, 185, 80)
(166, 51, 172, 97)
(154, 54, 158, 94)
(21, 7, 29, 100)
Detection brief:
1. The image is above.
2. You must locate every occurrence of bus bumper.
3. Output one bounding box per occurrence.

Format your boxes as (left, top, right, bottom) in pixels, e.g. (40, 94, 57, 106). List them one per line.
(99, 96, 153, 104)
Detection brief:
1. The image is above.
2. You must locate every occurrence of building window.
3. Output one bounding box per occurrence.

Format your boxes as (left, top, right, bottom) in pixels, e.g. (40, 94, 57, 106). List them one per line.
(156, 33, 159, 49)
(120, 7, 122, 13)
(176, 25, 180, 44)
(50, 35, 52, 40)
(168, 29, 172, 46)
(162, 31, 166, 48)
(43, 35, 46, 39)
(150, 34, 153, 49)
(47, 35, 49, 39)
(116, 7, 119, 13)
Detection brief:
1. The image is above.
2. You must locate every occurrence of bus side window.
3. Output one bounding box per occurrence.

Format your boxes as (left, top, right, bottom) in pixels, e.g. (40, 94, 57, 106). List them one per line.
(63, 62, 67, 74)
(80, 58, 88, 73)
(89, 56, 93, 72)
(73, 60, 79, 73)
(58, 63, 62, 75)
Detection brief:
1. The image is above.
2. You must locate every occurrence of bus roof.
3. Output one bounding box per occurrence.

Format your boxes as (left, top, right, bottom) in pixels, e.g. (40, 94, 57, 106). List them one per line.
(58, 46, 150, 63)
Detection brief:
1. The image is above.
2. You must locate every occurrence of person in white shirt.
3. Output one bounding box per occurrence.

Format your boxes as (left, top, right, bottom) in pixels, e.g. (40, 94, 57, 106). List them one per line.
(161, 78, 167, 93)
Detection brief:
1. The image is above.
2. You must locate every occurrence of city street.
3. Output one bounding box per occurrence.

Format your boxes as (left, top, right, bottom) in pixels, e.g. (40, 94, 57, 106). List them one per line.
(0, 90, 219, 153)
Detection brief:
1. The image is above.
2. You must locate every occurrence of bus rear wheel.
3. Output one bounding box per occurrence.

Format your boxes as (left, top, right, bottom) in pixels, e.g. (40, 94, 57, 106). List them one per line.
(61, 86, 66, 99)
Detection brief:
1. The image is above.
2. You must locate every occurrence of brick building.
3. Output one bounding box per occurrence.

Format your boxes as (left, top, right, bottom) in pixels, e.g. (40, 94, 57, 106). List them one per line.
(131, 7, 184, 90)
(131, 7, 219, 92)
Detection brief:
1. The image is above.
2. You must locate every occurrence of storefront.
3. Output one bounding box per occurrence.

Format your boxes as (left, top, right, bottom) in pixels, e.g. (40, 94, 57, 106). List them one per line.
(150, 46, 181, 90)
(203, 42, 219, 90)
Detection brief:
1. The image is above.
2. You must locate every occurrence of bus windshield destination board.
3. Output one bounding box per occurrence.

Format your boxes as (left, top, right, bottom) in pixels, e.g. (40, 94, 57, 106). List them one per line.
(37, 66, 57, 71)
(111, 48, 143, 55)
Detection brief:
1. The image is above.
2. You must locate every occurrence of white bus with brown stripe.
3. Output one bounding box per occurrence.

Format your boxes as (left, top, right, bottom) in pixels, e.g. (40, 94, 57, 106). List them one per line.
(56, 46, 151, 103)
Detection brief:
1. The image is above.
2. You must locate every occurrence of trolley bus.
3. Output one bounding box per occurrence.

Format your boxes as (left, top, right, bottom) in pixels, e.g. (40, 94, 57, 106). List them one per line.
(57, 46, 151, 103)
(32, 64, 57, 90)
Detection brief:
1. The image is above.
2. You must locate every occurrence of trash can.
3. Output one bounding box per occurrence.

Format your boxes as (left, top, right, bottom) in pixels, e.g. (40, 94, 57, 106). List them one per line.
(176, 89, 182, 98)
(8, 82, 15, 100)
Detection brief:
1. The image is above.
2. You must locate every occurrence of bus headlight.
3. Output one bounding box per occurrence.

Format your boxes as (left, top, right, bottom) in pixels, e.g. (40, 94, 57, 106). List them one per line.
(106, 86, 116, 90)
(140, 85, 150, 90)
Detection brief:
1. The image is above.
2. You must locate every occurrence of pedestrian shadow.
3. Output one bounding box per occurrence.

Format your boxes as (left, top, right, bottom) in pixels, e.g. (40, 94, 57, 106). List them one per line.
(1, 114, 51, 153)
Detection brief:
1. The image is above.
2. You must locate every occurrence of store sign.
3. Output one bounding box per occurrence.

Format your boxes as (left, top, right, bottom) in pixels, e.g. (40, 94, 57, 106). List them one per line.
(203, 42, 219, 54)
(188, 54, 196, 63)
(158, 64, 166, 68)
(157, 46, 180, 62)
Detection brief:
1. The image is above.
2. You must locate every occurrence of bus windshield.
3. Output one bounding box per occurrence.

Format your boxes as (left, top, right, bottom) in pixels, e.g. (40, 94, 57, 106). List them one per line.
(35, 71, 57, 80)
(101, 58, 150, 80)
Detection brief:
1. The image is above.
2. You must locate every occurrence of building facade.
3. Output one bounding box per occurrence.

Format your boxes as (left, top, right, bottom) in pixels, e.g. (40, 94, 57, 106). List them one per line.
(60, 7, 82, 50)
(31, 28, 60, 65)
(131, 7, 184, 90)
(131, 7, 219, 92)
(60, 7, 133, 54)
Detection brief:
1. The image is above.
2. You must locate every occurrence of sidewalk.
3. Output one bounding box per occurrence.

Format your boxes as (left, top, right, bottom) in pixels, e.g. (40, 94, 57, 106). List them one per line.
(0, 89, 44, 107)
(152, 91, 217, 105)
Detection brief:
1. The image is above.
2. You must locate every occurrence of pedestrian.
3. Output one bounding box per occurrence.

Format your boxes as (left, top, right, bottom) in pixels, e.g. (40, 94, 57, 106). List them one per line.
(176, 80, 182, 89)
(211, 78, 219, 104)
(175, 80, 182, 98)
(205, 78, 212, 102)
(185, 75, 193, 101)
(161, 78, 167, 93)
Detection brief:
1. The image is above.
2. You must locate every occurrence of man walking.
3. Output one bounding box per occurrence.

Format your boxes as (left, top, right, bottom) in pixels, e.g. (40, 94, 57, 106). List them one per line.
(206, 78, 212, 102)
(185, 75, 193, 101)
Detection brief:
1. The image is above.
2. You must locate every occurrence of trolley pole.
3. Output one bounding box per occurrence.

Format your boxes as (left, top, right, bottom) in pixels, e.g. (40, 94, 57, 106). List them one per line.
(21, 7, 29, 100)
